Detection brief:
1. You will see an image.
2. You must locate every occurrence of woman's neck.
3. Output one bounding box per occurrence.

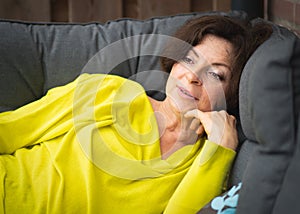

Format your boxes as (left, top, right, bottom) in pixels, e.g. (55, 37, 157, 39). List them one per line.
(148, 97, 184, 159)
(148, 96, 181, 131)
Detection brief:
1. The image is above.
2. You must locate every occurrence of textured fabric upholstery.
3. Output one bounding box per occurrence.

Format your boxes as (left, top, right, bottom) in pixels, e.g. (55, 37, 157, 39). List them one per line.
(0, 11, 245, 111)
(236, 19, 300, 213)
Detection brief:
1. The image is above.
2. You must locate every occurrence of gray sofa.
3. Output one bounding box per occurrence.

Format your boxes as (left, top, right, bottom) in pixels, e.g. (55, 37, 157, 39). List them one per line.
(0, 11, 299, 213)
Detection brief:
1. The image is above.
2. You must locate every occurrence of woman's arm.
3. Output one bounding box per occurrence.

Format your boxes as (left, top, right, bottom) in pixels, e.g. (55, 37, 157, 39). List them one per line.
(0, 77, 78, 154)
(164, 140, 236, 213)
(164, 109, 238, 213)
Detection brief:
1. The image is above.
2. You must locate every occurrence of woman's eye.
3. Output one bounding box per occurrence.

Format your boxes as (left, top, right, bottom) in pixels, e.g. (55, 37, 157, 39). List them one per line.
(207, 69, 223, 81)
(181, 56, 194, 65)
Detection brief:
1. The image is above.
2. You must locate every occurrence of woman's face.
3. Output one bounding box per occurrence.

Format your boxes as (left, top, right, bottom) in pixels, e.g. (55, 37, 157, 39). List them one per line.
(166, 34, 234, 113)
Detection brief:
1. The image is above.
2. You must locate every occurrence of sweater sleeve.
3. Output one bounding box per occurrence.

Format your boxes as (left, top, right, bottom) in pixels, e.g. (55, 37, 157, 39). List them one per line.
(0, 78, 77, 154)
(0, 73, 130, 155)
(164, 140, 236, 214)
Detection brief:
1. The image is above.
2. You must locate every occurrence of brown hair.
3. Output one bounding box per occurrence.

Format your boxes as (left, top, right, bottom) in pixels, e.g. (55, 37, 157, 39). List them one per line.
(161, 15, 272, 113)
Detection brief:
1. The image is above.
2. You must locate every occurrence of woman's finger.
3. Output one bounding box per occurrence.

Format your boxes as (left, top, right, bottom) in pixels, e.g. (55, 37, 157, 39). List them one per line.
(196, 125, 204, 136)
(190, 118, 201, 130)
(184, 109, 205, 120)
(184, 109, 211, 134)
(184, 109, 238, 150)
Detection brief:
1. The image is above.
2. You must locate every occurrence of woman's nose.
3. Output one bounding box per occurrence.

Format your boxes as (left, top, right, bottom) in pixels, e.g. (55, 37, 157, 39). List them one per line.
(185, 70, 202, 85)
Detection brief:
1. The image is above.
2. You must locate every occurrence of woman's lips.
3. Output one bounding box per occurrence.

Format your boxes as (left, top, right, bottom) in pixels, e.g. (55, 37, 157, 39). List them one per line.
(176, 85, 199, 100)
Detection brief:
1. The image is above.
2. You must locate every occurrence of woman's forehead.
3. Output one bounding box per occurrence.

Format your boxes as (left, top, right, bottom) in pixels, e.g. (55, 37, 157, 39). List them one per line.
(193, 35, 233, 60)
(188, 35, 233, 72)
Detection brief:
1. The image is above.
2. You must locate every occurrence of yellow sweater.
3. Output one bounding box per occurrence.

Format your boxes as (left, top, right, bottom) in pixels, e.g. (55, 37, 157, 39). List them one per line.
(0, 73, 235, 214)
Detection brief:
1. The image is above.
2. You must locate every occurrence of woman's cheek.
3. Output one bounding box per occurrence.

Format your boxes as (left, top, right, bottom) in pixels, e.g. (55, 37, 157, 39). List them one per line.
(196, 98, 211, 112)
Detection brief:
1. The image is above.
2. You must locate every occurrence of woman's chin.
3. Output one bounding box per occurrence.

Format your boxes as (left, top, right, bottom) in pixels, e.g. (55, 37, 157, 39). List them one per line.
(169, 99, 199, 113)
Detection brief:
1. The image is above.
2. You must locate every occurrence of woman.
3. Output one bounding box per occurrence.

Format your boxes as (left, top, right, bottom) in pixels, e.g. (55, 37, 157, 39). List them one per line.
(0, 15, 271, 213)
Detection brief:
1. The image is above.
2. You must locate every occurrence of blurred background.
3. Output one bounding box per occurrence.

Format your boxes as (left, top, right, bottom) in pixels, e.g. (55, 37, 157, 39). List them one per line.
(0, 0, 299, 34)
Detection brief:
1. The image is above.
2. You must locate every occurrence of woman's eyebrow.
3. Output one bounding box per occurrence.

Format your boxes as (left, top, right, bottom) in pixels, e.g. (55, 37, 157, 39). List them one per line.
(211, 62, 231, 71)
(190, 48, 232, 72)
(190, 48, 200, 58)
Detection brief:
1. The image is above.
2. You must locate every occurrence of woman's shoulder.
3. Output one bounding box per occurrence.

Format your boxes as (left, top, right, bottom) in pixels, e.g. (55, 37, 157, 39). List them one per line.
(76, 73, 144, 91)
(77, 73, 126, 84)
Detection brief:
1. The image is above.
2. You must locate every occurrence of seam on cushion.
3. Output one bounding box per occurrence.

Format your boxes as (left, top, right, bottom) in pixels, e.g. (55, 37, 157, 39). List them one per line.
(27, 24, 47, 95)
(15, 67, 41, 99)
(292, 37, 300, 134)
(290, 36, 299, 144)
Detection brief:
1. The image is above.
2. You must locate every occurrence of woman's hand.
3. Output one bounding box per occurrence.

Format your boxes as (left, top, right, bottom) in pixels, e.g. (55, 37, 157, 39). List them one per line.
(184, 109, 238, 151)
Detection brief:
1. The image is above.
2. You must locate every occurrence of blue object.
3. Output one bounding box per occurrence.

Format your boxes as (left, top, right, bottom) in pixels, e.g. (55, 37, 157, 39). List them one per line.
(211, 183, 242, 214)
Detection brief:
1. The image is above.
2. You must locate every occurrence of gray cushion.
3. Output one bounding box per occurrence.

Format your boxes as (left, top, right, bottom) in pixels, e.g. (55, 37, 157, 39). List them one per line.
(0, 23, 44, 111)
(237, 19, 300, 213)
(0, 11, 246, 111)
